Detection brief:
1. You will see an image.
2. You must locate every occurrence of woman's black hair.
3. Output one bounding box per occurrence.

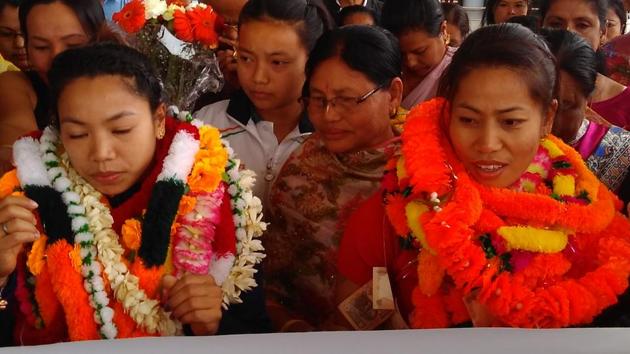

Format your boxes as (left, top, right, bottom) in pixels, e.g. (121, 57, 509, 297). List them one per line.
(482, 0, 531, 26)
(438, 23, 556, 114)
(304, 25, 401, 95)
(608, 0, 627, 35)
(442, 3, 470, 38)
(18, 0, 104, 41)
(338, 5, 377, 26)
(381, 0, 445, 37)
(48, 43, 163, 126)
(238, 0, 335, 52)
(541, 28, 597, 97)
(539, 0, 608, 31)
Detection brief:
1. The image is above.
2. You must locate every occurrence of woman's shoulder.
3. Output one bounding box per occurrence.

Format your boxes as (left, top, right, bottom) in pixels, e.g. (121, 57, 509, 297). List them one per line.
(274, 135, 336, 183)
(595, 74, 627, 102)
(0, 54, 19, 73)
(0, 70, 36, 100)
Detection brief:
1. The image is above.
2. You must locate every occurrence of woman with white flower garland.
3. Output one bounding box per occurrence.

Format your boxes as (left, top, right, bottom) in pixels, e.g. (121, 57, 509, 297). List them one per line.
(0, 43, 268, 345)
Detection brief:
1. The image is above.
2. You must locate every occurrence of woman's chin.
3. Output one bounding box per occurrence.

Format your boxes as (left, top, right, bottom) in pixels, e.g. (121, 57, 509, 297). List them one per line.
(88, 178, 132, 197)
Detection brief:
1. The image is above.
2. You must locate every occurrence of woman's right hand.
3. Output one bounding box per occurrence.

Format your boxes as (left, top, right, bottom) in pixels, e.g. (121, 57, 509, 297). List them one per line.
(0, 195, 39, 284)
(217, 24, 240, 89)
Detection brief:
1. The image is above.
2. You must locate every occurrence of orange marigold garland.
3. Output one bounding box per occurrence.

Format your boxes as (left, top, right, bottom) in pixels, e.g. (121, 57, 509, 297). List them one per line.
(384, 98, 630, 328)
(45, 240, 100, 340)
(0, 169, 19, 198)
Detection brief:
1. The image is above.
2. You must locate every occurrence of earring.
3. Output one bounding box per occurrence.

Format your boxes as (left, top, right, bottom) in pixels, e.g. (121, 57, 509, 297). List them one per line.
(390, 108, 398, 118)
(443, 32, 451, 46)
(156, 121, 165, 140)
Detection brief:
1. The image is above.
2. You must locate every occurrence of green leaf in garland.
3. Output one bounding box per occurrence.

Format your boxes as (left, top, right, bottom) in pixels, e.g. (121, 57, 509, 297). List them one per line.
(402, 186, 413, 197)
(45, 160, 60, 168)
(499, 253, 513, 273)
(479, 233, 496, 259)
(399, 234, 415, 250)
(577, 190, 591, 204)
(552, 160, 572, 170)
(84, 253, 92, 266)
(550, 193, 563, 202)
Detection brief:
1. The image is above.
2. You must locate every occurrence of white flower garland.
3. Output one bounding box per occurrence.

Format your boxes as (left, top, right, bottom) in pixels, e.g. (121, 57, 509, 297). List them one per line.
(39, 127, 118, 339)
(62, 156, 182, 336)
(221, 141, 266, 306)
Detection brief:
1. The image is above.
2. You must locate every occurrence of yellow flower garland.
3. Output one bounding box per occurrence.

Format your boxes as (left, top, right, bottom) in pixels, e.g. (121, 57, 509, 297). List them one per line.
(497, 226, 568, 253)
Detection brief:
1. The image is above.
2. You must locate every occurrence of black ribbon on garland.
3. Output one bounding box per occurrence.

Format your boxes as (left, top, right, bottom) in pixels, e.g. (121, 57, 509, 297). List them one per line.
(137, 179, 186, 268)
(24, 185, 74, 245)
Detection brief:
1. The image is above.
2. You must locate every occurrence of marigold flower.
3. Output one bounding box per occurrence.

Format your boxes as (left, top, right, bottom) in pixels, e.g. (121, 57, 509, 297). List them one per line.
(177, 195, 197, 216)
(121, 219, 142, 251)
(0, 169, 19, 198)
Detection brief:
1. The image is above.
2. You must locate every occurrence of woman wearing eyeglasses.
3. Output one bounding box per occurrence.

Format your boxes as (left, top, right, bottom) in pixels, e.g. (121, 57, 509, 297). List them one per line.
(0, 0, 27, 71)
(263, 25, 403, 331)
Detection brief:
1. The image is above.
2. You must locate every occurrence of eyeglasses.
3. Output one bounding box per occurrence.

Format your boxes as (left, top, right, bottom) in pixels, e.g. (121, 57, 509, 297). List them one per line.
(0, 28, 24, 41)
(300, 85, 384, 115)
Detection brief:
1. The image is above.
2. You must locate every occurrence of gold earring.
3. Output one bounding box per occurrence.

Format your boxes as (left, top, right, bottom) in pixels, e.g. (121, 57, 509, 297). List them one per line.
(443, 32, 451, 46)
(156, 122, 165, 140)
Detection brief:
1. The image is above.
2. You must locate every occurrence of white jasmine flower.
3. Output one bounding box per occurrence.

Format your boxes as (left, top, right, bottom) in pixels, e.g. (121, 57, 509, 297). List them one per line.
(101, 322, 118, 339)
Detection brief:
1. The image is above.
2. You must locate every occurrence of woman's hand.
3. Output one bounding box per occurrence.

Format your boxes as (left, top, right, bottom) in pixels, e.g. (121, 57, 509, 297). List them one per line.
(217, 25, 240, 90)
(162, 274, 223, 335)
(462, 291, 500, 327)
(202, 0, 246, 24)
(0, 196, 39, 285)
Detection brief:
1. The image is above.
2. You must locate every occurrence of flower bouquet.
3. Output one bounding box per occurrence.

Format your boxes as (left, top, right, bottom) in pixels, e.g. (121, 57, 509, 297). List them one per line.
(113, 0, 224, 111)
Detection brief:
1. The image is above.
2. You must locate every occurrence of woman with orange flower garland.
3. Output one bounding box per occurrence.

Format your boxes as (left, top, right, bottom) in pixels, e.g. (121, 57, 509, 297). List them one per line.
(336, 24, 630, 329)
(0, 43, 268, 346)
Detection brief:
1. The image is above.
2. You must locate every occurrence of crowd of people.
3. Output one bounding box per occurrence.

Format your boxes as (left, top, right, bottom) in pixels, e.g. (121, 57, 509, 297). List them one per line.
(0, 0, 630, 346)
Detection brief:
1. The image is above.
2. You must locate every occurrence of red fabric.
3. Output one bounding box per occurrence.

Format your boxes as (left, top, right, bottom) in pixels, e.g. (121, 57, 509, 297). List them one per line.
(338, 191, 418, 318)
(212, 182, 237, 256)
(22, 130, 43, 140)
(338, 192, 388, 284)
(110, 117, 198, 233)
(591, 87, 630, 129)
